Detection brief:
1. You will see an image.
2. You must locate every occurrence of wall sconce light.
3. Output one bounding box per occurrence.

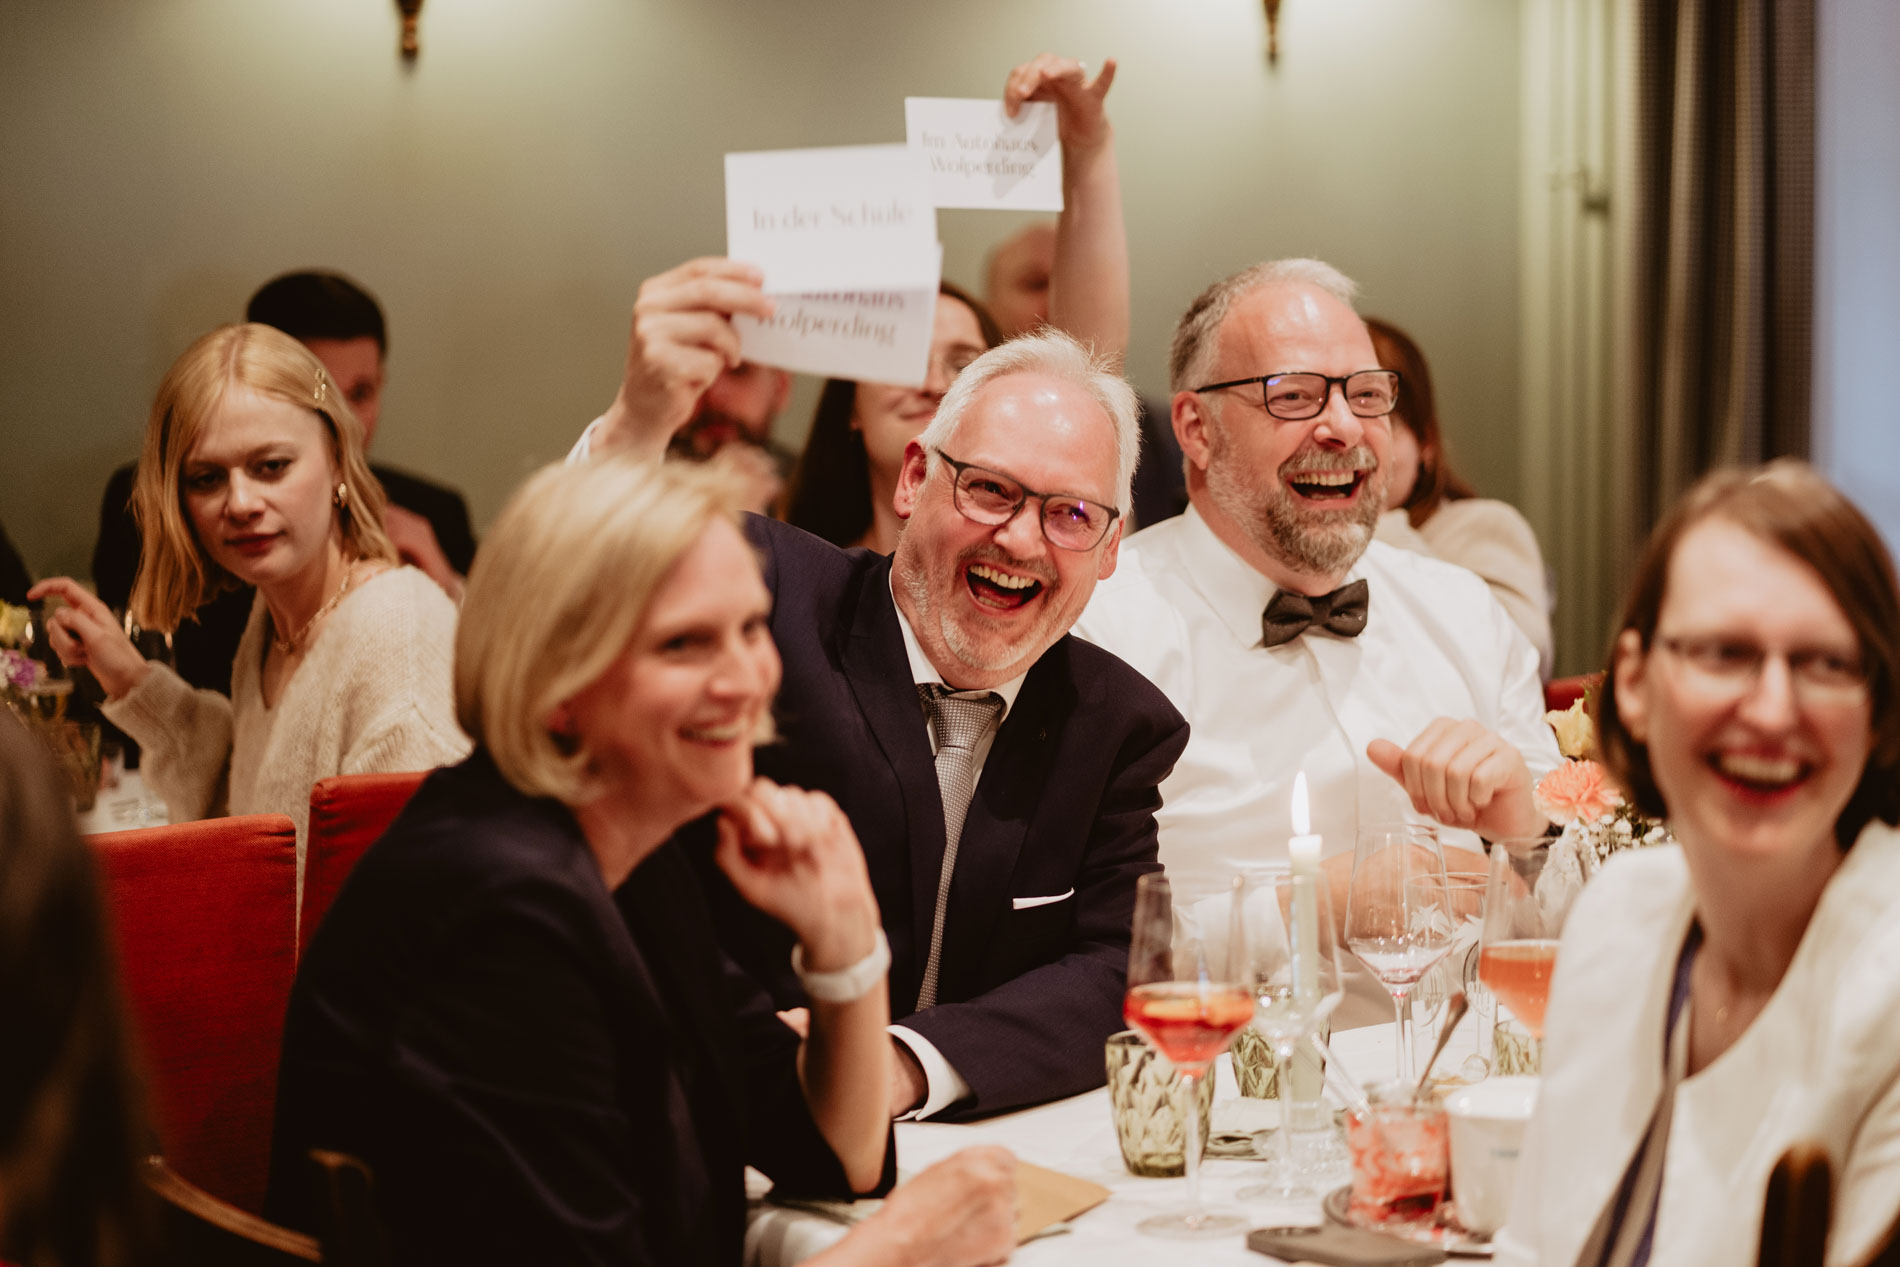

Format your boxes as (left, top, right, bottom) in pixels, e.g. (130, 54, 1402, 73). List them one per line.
(1264, 0, 1284, 65)
(396, 0, 424, 59)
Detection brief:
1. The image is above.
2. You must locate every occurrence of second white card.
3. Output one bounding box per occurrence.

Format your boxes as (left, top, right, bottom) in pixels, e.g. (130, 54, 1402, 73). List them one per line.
(905, 97, 1063, 211)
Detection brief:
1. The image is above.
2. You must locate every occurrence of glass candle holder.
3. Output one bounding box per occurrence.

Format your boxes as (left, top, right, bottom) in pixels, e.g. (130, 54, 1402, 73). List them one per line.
(1492, 1015, 1542, 1076)
(1231, 1017, 1333, 1101)
(1105, 1030, 1217, 1177)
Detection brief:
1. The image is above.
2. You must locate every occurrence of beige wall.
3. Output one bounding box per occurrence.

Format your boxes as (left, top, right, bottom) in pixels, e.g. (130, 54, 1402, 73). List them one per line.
(1, 0, 1522, 580)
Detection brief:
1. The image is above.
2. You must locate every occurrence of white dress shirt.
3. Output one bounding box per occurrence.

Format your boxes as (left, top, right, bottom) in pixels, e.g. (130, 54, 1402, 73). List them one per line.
(1073, 506, 1562, 1025)
(1376, 501, 1556, 682)
(886, 583, 1027, 1119)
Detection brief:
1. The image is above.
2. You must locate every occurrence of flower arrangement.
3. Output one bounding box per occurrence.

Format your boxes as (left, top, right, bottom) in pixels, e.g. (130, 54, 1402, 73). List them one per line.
(0, 599, 30, 648)
(1535, 695, 1672, 880)
(1, 601, 50, 721)
(3, 645, 46, 692)
(1, 599, 100, 809)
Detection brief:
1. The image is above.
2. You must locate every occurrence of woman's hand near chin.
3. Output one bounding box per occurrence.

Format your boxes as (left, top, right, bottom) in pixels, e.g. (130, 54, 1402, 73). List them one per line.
(715, 778, 881, 968)
(26, 578, 151, 700)
(718, 777, 891, 1189)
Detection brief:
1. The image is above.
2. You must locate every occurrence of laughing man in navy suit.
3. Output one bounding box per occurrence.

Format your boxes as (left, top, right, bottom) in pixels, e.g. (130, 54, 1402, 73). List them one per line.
(575, 261, 1187, 1121)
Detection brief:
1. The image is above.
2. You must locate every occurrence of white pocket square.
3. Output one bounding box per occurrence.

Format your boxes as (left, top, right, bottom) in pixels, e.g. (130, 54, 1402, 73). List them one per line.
(1011, 889, 1075, 910)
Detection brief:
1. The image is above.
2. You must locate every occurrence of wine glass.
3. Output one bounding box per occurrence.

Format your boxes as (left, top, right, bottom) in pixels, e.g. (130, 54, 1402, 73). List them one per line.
(1123, 872, 1252, 1239)
(1344, 825, 1455, 1083)
(1235, 868, 1342, 1201)
(1413, 870, 1490, 1080)
(1479, 837, 1581, 1046)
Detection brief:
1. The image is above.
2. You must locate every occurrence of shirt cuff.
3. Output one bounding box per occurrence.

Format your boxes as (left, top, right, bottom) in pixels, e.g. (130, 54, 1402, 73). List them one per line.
(567, 415, 606, 465)
(889, 1025, 971, 1120)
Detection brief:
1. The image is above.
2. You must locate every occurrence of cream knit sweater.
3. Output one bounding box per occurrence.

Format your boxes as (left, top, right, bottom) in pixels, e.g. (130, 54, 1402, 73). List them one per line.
(103, 566, 470, 892)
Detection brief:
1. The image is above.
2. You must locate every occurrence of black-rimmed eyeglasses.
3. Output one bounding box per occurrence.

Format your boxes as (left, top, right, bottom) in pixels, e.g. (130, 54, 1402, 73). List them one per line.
(933, 451, 1120, 551)
(1192, 370, 1402, 422)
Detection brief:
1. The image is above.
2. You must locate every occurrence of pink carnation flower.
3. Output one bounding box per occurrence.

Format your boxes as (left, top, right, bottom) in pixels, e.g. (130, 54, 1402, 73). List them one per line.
(1535, 758, 1623, 826)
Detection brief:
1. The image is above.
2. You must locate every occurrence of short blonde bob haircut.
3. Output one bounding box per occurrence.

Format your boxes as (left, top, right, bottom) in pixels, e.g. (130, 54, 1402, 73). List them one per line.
(130, 323, 395, 632)
(455, 456, 752, 806)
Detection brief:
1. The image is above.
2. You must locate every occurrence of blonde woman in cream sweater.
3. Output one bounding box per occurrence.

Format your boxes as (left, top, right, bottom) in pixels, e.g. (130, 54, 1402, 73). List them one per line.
(33, 324, 467, 889)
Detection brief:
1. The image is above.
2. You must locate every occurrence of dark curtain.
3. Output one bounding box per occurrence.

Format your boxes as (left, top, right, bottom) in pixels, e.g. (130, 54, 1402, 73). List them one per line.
(1614, 0, 1815, 555)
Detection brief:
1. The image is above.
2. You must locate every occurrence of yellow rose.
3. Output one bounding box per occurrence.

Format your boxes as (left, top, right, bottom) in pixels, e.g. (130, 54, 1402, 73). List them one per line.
(1544, 697, 1597, 760)
(0, 602, 30, 649)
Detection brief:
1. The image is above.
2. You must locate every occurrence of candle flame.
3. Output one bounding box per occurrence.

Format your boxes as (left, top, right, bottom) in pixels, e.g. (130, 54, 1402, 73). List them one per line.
(1292, 771, 1310, 837)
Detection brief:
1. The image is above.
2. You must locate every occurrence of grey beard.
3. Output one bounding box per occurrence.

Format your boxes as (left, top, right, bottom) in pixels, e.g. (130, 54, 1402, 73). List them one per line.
(1205, 440, 1383, 577)
(1256, 487, 1378, 575)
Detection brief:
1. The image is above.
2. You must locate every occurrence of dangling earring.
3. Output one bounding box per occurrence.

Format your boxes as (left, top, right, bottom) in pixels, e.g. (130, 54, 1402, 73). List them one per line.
(334, 482, 350, 509)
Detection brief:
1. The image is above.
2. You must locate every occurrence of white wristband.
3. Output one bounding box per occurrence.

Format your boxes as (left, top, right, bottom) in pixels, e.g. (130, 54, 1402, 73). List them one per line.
(790, 930, 890, 1004)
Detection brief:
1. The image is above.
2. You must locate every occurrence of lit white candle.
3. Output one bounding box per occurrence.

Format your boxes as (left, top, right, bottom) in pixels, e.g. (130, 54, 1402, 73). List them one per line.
(1288, 771, 1322, 880)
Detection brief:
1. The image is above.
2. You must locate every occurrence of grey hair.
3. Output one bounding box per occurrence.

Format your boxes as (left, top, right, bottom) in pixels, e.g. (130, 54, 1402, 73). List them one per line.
(1168, 258, 1362, 396)
(916, 329, 1141, 514)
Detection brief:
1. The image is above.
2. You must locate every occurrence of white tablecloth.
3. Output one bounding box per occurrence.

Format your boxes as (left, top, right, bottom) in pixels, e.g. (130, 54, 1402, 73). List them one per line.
(76, 767, 170, 835)
(748, 1025, 1407, 1267)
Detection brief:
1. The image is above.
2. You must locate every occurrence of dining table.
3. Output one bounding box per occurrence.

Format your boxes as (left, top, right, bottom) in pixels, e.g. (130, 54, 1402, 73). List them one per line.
(75, 764, 170, 835)
(746, 1023, 1419, 1267)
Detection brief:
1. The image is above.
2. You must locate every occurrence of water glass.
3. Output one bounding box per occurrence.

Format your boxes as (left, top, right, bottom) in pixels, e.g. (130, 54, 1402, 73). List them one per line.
(1104, 1031, 1217, 1177)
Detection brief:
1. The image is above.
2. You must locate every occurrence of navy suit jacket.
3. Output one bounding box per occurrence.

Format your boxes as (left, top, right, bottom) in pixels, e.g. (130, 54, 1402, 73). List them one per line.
(689, 517, 1190, 1118)
(271, 751, 881, 1267)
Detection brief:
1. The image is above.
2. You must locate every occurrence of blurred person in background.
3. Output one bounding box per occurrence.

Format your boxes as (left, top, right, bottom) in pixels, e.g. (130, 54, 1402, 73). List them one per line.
(0, 713, 152, 1267)
(91, 270, 476, 698)
(1367, 316, 1554, 679)
(33, 324, 468, 880)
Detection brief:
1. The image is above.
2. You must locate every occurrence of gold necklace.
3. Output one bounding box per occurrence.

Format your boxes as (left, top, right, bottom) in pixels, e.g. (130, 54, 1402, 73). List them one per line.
(272, 560, 361, 656)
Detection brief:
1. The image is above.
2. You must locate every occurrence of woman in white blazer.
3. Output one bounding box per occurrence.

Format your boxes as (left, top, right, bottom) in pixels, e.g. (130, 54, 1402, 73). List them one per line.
(1497, 460, 1900, 1267)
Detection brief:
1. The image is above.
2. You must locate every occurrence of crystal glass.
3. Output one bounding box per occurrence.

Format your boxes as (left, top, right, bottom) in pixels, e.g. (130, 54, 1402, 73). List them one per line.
(1236, 869, 1343, 1201)
(1345, 826, 1455, 1083)
(1123, 872, 1252, 1238)
(1346, 1081, 1450, 1226)
(1414, 870, 1490, 1082)
(1104, 1030, 1217, 1177)
(1479, 838, 1581, 1045)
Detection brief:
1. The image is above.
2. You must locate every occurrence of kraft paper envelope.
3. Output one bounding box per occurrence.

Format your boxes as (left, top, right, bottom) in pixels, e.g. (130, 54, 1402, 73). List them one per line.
(1012, 1159, 1109, 1242)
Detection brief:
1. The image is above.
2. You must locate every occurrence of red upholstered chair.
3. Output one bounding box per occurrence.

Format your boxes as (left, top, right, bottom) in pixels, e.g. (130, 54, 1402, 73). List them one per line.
(87, 814, 299, 1215)
(300, 771, 428, 957)
(1544, 673, 1602, 714)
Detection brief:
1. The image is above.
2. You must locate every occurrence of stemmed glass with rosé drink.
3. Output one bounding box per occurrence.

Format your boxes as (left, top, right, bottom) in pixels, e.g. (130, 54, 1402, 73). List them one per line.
(1478, 838, 1582, 1045)
(1123, 872, 1253, 1239)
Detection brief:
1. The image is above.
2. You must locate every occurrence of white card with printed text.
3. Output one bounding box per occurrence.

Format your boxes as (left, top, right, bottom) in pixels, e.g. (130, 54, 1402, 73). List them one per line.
(905, 97, 1063, 211)
(734, 246, 941, 387)
(725, 144, 940, 294)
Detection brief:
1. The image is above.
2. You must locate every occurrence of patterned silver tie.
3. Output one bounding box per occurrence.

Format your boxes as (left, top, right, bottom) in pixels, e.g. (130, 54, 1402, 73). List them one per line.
(914, 685, 1004, 1010)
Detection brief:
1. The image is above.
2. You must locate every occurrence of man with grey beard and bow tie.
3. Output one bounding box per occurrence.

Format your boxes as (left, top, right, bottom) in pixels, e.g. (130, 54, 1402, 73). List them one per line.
(1073, 259, 1562, 1027)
